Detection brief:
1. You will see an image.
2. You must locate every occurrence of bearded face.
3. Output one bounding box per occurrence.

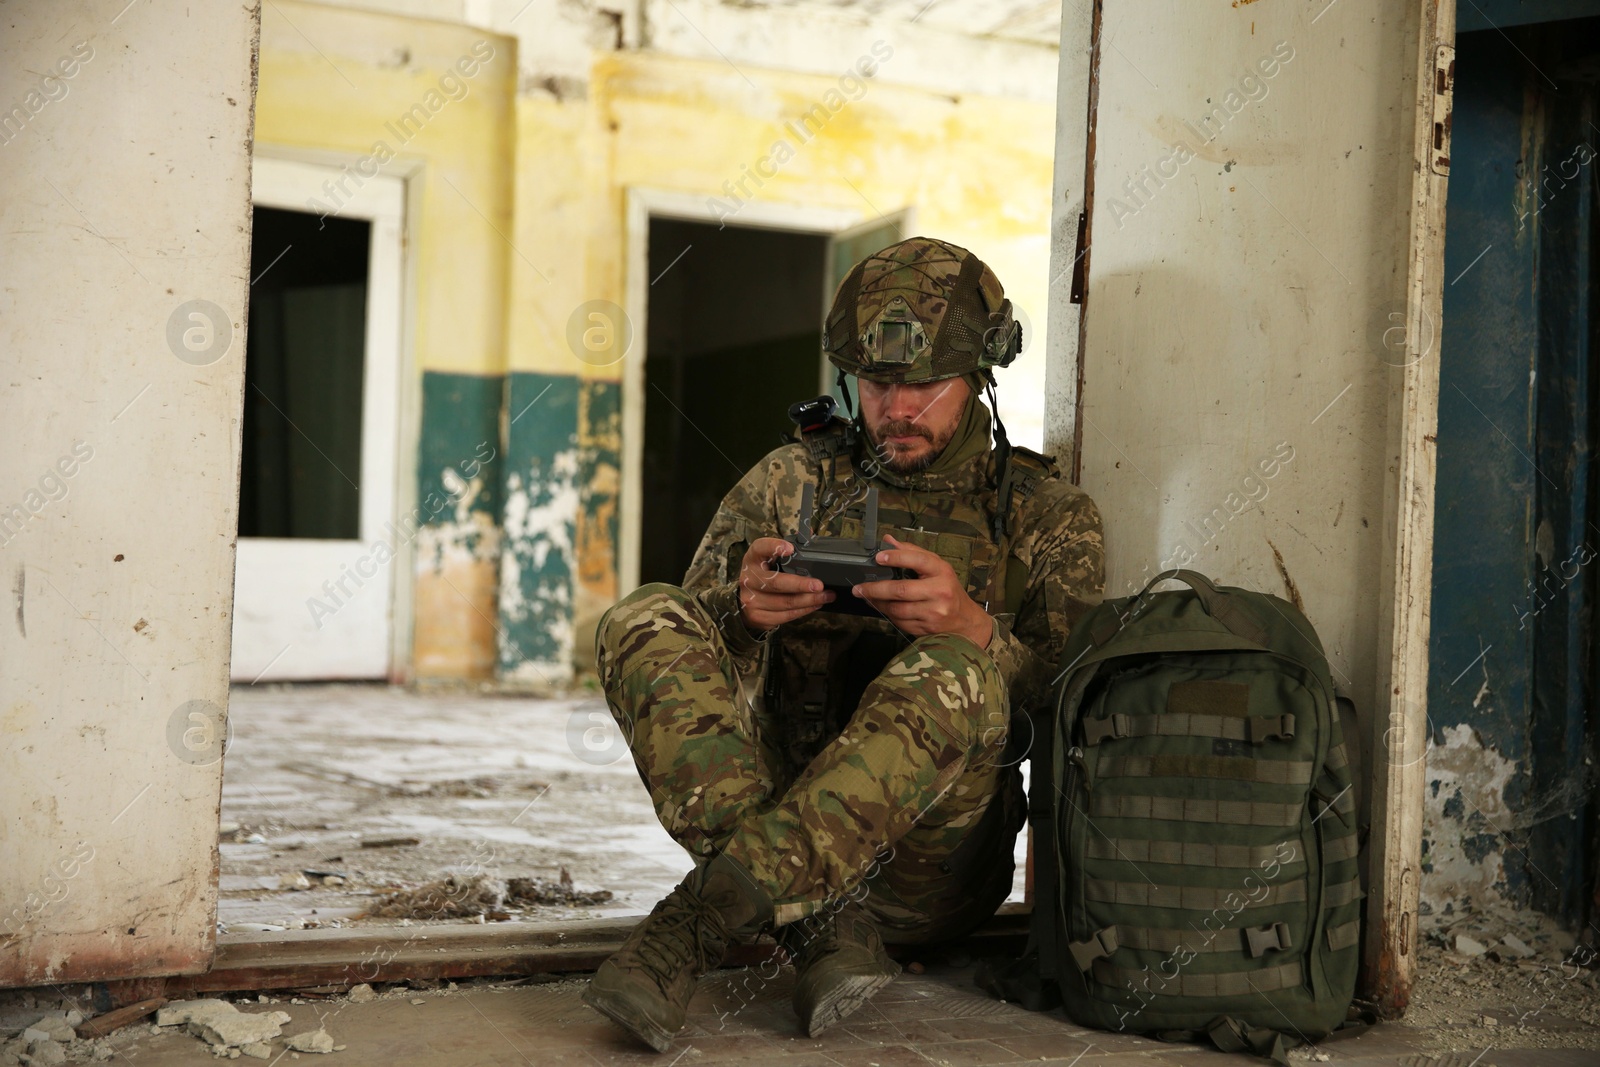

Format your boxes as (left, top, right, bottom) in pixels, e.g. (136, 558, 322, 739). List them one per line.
(858, 377, 972, 475)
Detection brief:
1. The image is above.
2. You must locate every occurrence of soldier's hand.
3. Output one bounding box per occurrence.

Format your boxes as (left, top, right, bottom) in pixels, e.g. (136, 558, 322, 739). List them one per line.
(738, 537, 836, 633)
(853, 534, 995, 649)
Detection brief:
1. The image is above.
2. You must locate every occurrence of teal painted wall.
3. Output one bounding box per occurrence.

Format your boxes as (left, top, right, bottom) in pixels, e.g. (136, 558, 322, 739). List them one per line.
(417, 370, 503, 530)
(578, 378, 621, 590)
(498, 370, 581, 680)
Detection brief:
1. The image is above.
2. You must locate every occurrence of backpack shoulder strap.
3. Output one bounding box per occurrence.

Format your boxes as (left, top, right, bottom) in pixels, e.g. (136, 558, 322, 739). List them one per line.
(1001, 446, 1059, 518)
(997, 446, 1062, 615)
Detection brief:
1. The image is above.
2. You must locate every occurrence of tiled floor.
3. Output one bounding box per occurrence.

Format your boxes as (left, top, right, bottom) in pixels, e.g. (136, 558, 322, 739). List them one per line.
(92, 960, 1596, 1067)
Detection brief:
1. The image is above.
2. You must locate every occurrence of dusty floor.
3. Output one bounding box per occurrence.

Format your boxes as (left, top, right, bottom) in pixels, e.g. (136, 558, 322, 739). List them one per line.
(9, 683, 1593, 1065)
(215, 683, 1027, 931)
(3, 952, 1597, 1067)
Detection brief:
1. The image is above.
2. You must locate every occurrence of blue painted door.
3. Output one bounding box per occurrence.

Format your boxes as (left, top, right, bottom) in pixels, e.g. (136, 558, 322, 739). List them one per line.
(1428, 16, 1599, 925)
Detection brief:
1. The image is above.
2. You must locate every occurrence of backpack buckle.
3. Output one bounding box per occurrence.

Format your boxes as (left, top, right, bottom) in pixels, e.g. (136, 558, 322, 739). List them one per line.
(1067, 926, 1120, 971)
(1249, 714, 1297, 742)
(1082, 713, 1130, 746)
(1244, 922, 1293, 958)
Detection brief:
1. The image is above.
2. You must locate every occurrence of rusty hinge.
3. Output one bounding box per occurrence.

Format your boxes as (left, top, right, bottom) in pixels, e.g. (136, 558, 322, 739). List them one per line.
(1431, 42, 1455, 176)
(1069, 210, 1089, 305)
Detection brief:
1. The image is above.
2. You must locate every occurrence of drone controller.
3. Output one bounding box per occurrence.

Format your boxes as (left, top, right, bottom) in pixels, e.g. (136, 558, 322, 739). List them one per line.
(774, 483, 910, 617)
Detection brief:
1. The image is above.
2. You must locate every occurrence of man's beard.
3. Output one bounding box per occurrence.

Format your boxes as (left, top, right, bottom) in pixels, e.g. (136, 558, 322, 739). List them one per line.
(866, 418, 956, 475)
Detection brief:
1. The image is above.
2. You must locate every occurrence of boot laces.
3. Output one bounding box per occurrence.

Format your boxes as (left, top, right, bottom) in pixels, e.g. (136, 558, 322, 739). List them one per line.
(634, 889, 722, 987)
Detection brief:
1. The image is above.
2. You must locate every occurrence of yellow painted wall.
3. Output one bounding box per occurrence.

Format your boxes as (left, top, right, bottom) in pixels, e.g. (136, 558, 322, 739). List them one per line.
(254, 2, 516, 681)
(254, 2, 516, 379)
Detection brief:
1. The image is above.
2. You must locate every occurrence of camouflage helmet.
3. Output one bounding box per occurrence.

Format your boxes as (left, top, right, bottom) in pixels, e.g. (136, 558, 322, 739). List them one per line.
(824, 237, 1021, 384)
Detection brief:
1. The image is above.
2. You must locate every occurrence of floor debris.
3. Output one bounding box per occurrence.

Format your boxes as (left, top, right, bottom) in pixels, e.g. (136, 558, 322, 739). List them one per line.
(75, 998, 165, 1038)
(364, 873, 504, 919)
(1404, 902, 1600, 1050)
(506, 867, 614, 907)
(284, 1030, 335, 1053)
(156, 1000, 292, 1053)
(0, 1008, 116, 1065)
(215, 686, 1031, 931)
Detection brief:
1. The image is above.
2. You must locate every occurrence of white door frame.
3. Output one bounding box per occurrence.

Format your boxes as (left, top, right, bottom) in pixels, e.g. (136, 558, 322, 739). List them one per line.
(619, 189, 874, 597)
(232, 155, 412, 680)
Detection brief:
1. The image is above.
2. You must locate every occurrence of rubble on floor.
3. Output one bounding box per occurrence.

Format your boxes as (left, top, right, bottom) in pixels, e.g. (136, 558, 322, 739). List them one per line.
(1405, 901, 1600, 1049)
(363, 873, 506, 920)
(0, 1009, 113, 1065)
(351, 866, 614, 920)
(214, 686, 697, 931)
(506, 867, 614, 907)
(156, 1000, 292, 1052)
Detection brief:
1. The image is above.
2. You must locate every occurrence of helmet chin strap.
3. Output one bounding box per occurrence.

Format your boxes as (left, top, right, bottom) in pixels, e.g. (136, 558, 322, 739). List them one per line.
(978, 369, 1014, 542)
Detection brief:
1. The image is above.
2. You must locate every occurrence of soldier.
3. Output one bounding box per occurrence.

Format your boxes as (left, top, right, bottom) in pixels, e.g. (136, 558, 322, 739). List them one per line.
(585, 237, 1104, 1051)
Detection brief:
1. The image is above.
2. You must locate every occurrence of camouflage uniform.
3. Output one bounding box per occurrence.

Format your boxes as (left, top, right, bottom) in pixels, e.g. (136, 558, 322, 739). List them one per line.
(598, 425, 1104, 939)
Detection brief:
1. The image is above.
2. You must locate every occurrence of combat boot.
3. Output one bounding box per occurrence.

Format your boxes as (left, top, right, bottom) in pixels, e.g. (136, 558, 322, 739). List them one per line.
(583, 854, 773, 1052)
(780, 899, 901, 1037)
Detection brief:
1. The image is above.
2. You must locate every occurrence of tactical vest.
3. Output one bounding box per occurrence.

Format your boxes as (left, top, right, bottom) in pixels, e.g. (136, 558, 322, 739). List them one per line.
(761, 417, 1056, 768)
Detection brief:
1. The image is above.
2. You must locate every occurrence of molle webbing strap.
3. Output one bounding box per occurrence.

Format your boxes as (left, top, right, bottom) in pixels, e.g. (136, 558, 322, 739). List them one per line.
(1096, 755, 1315, 786)
(1326, 742, 1349, 770)
(1315, 785, 1357, 822)
(872, 508, 984, 536)
(1323, 879, 1361, 908)
(1082, 713, 1296, 746)
(1097, 924, 1283, 957)
(1091, 794, 1303, 827)
(1091, 959, 1304, 998)
(1323, 832, 1359, 864)
(1086, 837, 1303, 869)
(1084, 878, 1306, 910)
(1326, 920, 1361, 952)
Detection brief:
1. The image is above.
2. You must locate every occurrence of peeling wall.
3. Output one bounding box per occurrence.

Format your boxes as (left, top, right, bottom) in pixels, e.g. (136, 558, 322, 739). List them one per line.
(499, 372, 581, 687)
(256, 0, 1061, 683)
(1420, 725, 1521, 916)
(414, 372, 505, 681)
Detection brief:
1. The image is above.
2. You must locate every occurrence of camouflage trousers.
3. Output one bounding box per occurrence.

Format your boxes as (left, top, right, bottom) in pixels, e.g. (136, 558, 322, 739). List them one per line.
(596, 583, 1023, 942)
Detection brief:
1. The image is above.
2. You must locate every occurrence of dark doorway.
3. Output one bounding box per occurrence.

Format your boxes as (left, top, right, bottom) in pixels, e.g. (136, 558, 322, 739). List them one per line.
(239, 206, 370, 540)
(1428, 12, 1600, 928)
(640, 221, 829, 587)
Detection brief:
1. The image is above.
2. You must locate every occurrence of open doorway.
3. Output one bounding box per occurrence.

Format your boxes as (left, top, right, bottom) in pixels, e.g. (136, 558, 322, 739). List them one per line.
(239, 206, 369, 542)
(1426, 11, 1600, 933)
(230, 158, 406, 682)
(639, 221, 830, 586)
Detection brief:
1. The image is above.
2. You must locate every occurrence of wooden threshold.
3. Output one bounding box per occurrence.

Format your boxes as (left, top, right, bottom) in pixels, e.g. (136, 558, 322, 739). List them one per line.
(145, 905, 1032, 1000)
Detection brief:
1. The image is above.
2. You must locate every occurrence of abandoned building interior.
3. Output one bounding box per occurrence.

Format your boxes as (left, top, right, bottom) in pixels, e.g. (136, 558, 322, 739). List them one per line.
(4, 0, 1600, 1064)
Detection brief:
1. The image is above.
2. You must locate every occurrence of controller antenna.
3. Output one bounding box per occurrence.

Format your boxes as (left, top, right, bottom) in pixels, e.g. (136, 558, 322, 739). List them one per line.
(796, 483, 815, 546)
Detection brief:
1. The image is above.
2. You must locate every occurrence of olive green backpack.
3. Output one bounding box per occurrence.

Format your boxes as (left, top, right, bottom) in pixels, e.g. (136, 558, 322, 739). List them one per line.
(993, 570, 1366, 1063)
